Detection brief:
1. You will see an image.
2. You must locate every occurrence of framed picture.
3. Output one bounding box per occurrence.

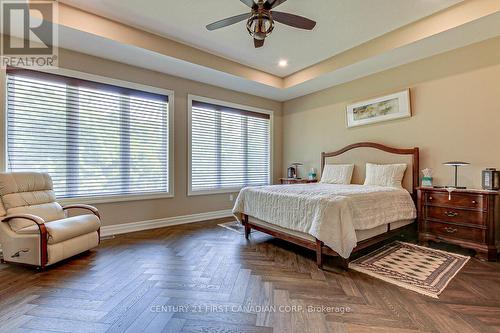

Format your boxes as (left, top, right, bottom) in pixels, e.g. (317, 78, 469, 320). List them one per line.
(346, 89, 411, 128)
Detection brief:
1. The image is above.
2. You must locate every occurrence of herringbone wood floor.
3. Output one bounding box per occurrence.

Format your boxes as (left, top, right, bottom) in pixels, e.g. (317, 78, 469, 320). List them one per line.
(1, 218, 500, 333)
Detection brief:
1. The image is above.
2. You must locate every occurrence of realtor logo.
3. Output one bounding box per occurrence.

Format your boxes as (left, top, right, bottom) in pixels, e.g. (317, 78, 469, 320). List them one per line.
(1, 0, 58, 68)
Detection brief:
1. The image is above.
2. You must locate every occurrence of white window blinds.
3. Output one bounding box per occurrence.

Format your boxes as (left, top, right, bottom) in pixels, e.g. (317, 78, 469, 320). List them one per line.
(190, 100, 271, 193)
(6, 68, 170, 199)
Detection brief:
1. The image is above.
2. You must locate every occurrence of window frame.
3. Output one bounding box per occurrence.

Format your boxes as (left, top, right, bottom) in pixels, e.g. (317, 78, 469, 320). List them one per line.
(187, 94, 273, 196)
(1, 67, 175, 205)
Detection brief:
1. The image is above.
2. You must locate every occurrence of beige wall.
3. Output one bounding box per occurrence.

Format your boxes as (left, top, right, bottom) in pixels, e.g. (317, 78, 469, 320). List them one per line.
(3, 35, 500, 227)
(283, 36, 500, 189)
(0, 48, 282, 226)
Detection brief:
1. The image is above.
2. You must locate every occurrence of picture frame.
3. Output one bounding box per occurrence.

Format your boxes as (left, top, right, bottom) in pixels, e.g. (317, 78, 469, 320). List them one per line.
(346, 89, 411, 128)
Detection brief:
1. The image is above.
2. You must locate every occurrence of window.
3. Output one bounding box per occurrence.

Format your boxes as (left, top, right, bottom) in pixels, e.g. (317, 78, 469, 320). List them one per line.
(189, 96, 272, 194)
(6, 68, 172, 201)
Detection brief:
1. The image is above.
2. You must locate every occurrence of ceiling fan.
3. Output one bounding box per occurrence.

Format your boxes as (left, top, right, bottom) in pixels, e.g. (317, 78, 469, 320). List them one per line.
(206, 0, 316, 48)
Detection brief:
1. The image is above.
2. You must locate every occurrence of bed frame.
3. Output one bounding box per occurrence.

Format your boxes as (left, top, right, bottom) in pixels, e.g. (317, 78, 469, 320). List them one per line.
(242, 142, 420, 269)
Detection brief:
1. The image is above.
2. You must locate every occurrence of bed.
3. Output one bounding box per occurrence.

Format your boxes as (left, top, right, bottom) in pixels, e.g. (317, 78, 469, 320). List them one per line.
(233, 142, 420, 269)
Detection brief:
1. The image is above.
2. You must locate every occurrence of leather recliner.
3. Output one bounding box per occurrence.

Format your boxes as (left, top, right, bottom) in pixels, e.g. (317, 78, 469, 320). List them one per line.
(0, 172, 101, 269)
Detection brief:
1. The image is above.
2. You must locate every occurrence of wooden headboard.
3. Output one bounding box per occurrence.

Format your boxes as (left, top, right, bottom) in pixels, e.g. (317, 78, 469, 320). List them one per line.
(321, 142, 420, 197)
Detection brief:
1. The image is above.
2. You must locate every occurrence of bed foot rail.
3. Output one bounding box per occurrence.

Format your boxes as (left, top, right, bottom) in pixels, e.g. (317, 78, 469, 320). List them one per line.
(316, 239, 323, 269)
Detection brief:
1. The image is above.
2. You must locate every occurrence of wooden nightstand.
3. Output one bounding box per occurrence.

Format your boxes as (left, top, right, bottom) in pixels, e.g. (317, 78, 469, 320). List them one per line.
(279, 178, 318, 185)
(417, 187, 500, 261)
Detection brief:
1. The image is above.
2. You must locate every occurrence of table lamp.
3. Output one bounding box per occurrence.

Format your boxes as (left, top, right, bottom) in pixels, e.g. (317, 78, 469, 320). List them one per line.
(443, 161, 469, 189)
(287, 162, 303, 179)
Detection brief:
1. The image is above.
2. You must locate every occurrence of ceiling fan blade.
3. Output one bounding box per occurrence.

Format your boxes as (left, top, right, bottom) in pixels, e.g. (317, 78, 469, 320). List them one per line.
(264, 0, 287, 9)
(254, 38, 264, 48)
(240, 0, 257, 8)
(271, 11, 316, 30)
(206, 13, 250, 31)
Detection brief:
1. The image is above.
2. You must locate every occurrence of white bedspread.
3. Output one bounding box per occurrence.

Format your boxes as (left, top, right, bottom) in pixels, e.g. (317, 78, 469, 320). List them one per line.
(232, 183, 416, 258)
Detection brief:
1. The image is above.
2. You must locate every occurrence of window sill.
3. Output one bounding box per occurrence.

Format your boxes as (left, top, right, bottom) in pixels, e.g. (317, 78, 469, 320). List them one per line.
(58, 192, 174, 205)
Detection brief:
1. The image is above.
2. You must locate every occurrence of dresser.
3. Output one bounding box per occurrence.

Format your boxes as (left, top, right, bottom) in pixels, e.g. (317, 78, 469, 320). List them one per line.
(279, 178, 318, 184)
(417, 187, 499, 261)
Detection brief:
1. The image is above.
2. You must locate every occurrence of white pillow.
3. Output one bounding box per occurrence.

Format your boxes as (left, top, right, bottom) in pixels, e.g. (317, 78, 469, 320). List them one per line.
(320, 164, 354, 184)
(364, 163, 407, 188)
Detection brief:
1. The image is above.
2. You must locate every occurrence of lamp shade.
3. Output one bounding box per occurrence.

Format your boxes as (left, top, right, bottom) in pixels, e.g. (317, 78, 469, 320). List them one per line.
(443, 161, 470, 166)
(443, 161, 469, 189)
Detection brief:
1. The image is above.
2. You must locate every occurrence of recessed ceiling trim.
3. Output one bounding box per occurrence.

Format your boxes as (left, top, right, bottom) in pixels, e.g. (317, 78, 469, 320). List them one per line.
(23, 1, 500, 101)
(39, 3, 283, 89)
(283, 0, 500, 88)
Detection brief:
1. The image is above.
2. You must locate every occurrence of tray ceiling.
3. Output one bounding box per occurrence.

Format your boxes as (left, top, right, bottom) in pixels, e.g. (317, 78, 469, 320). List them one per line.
(59, 0, 463, 77)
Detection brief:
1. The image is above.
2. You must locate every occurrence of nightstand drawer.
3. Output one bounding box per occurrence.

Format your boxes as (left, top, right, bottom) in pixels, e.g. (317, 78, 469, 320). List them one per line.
(426, 206, 485, 226)
(426, 192, 483, 210)
(425, 221, 485, 243)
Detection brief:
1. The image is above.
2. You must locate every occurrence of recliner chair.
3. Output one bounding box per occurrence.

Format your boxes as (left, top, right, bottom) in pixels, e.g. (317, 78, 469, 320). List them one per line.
(0, 172, 101, 269)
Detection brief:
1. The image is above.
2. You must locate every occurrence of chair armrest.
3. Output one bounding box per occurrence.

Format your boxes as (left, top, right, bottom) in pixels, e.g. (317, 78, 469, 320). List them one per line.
(2, 214, 49, 267)
(1, 214, 45, 225)
(63, 204, 100, 218)
(1, 213, 48, 240)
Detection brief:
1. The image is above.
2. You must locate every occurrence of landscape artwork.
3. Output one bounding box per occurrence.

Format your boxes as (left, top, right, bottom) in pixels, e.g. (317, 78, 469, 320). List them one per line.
(353, 97, 399, 121)
(346, 89, 411, 128)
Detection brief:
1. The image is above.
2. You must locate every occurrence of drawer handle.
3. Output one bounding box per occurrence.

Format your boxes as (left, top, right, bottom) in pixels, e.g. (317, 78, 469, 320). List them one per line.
(444, 211, 459, 217)
(472, 200, 477, 204)
(429, 196, 433, 200)
(444, 227, 458, 233)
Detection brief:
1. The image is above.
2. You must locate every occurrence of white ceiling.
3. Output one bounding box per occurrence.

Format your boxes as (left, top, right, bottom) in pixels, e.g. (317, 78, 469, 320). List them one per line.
(59, 0, 463, 77)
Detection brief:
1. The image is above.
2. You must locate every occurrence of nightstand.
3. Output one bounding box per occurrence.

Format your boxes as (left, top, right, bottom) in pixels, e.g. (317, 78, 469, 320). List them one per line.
(417, 187, 499, 261)
(279, 178, 318, 185)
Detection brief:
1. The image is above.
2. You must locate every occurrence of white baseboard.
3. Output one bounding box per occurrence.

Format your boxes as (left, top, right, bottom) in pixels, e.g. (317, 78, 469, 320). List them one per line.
(99, 209, 233, 237)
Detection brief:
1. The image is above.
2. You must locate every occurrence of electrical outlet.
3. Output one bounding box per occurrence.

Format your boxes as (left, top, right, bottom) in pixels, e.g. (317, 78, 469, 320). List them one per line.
(229, 194, 234, 201)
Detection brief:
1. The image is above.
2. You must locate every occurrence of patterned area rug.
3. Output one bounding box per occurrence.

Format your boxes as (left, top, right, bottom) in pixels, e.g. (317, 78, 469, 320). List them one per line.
(217, 221, 253, 234)
(349, 241, 470, 298)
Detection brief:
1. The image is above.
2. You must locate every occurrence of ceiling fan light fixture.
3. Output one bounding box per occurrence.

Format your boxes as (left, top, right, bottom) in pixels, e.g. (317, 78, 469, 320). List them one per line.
(206, 0, 316, 48)
(246, 12, 274, 40)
